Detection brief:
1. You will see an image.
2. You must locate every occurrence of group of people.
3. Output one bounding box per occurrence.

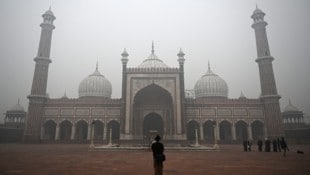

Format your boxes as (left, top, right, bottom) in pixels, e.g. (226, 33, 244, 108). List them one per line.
(244, 137, 289, 157)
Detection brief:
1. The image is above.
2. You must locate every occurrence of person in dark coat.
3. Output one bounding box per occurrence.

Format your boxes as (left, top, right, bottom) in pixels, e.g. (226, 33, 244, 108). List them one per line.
(257, 139, 263, 152)
(277, 138, 282, 152)
(272, 139, 278, 152)
(151, 135, 165, 175)
(265, 138, 271, 152)
(247, 140, 252, 152)
(280, 137, 289, 157)
(243, 140, 248, 152)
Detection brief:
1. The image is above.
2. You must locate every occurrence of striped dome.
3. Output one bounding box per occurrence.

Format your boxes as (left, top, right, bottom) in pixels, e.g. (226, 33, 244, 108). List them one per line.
(194, 64, 228, 98)
(78, 65, 112, 98)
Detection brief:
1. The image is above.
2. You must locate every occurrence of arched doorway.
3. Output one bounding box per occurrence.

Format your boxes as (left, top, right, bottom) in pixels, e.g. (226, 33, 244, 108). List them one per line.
(107, 120, 120, 141)
(203, 120, 214, 143)
(133, 84, 173, 137)
(251, 120, 264, 141)
(186, 120, 200, 142)
(143, 113, 163, 138)
(43, 120, 56, 141)
(235, 120, 248, 142)
(60, 120, 72, 141)
(93, 120, 104, 141)
(76, 120, 88, 142)
(219, 120, 232, 143)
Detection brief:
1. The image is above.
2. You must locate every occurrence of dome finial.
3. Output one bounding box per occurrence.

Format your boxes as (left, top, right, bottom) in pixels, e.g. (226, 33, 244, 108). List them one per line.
(151, 41, 155, 54)
(96, 61, 98, 71)
(289, 98, 292, 105)
(208, 60, 211, 71)
(256, 3, 258, 9)
(17, 98, 20, 104)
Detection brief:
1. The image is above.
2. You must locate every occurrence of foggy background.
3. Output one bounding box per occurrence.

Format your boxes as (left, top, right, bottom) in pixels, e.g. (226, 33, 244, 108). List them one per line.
(0, 0, 309, 123)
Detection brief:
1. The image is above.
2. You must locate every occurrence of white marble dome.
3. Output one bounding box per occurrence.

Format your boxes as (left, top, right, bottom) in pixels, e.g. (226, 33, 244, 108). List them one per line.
(9, 101, 25, 112)
(284, 100, 299, 112)
(194, 65, 228, 98)
(78, 66, 112, 98)
(137, 43, 169, 68)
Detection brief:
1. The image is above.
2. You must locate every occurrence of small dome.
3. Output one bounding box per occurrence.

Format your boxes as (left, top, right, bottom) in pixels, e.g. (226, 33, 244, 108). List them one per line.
(194, 63, 228, 98)
(78, 65, 112, 98)
(137, 42, 169, 68)
(9, 101, 25, 112)
(44, 7, 54, 16)
(239, 91, 247, 99)
(284, 100, 299, 112)
(252, 6, 265, 17)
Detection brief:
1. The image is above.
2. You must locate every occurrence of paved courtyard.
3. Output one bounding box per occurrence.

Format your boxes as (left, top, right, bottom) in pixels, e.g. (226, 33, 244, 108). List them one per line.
(0, 144, 309, 175)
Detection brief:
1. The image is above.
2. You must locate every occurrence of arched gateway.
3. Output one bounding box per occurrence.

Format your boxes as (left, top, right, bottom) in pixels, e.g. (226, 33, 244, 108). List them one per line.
(143, 113, 163, 137)
(133, 84, 173, 139)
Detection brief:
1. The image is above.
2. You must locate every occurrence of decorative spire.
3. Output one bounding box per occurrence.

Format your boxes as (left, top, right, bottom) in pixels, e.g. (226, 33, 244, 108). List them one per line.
(240, 91, 246, 98)
(121, 48, 129, 57)
(289, 98, 292, 105)
(256, 3, 258, 9)
(49, 5, 51, 11)
(177, 48, 185, 58)
(208, 60, 211, 71)
(206, 60, 215, 75)
(17, 98, 20, 104)
(96, 61, 98, 71)
(151, 41, 154, 54)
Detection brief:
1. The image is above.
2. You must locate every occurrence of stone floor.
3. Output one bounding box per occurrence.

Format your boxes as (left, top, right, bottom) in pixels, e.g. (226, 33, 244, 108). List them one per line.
(0, 144, 309, 175)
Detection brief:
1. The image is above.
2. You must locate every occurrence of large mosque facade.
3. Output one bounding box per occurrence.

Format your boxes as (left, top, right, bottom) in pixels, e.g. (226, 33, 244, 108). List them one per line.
(23, 7, 284, 144)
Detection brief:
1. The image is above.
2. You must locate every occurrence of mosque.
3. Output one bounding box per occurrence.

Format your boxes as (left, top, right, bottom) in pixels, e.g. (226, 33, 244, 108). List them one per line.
(20, 7, 288, 144)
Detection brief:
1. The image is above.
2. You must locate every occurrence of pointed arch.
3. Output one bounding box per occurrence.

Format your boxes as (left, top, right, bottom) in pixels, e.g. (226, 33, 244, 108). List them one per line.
(76, 120, 88, 142)
(219, 120, 232, 142)
(107, 120, 120, 141)
(43, 120, 56, 140)
(186, 120, 200, 141)
(203, 120, 214, 142)
(235, 120, 248, 142)
(251, 120, 264, 140)
(60, 120, 72, 141)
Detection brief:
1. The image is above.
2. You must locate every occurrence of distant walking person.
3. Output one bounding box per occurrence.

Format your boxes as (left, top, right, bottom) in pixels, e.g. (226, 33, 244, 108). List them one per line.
(280, 137, 289, 157)
(243, 140, 248, 152)
(257, 139, 263, 152)
(151, 135, 165, 175)
(277, 138, 282, 152)
(272, 139, 278, 152)
(265, 138, 271, 152)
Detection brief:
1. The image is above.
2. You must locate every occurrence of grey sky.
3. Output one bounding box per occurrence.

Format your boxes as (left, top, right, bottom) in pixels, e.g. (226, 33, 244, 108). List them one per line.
(0, 0, 309, 123)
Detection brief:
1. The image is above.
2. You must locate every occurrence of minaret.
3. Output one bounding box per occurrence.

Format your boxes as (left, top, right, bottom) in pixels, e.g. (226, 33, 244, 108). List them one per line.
(177, 49, 185, 133)
(251, 7, 283, 137)
(120, 49, 129, 134)
(24, 8, 56, 141)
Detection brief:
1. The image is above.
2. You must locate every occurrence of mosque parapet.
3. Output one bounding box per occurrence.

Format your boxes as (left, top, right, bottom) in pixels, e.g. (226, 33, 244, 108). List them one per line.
(186, 97, 262, 105)
(126, 67, 179, 73)
(46, 97, 121, 105)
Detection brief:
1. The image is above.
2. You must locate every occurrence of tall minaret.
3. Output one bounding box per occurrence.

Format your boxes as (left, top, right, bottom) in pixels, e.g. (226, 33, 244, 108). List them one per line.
(24, 8, 56, 141)
(251, 7, 283, 137)
(177, 49, 185, 133)
(120, 49, 129, 135)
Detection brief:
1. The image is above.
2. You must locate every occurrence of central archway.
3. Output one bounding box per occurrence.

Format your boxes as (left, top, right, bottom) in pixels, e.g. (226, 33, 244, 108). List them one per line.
(143, 113, 163, 137)
(133, 84, 174, 138)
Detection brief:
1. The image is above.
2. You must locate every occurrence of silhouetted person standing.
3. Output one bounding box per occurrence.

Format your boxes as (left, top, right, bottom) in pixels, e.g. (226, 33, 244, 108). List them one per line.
(272, 139, 278, 152)
(265, 138, 271, 152)
(152, 135, 165, 175)
(277, 138, 282, 152)
(280, 137, 289, 157)
(257, 139, 263, 152)
(247, 140, 252, 152)
(243, 140, 248, 152)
